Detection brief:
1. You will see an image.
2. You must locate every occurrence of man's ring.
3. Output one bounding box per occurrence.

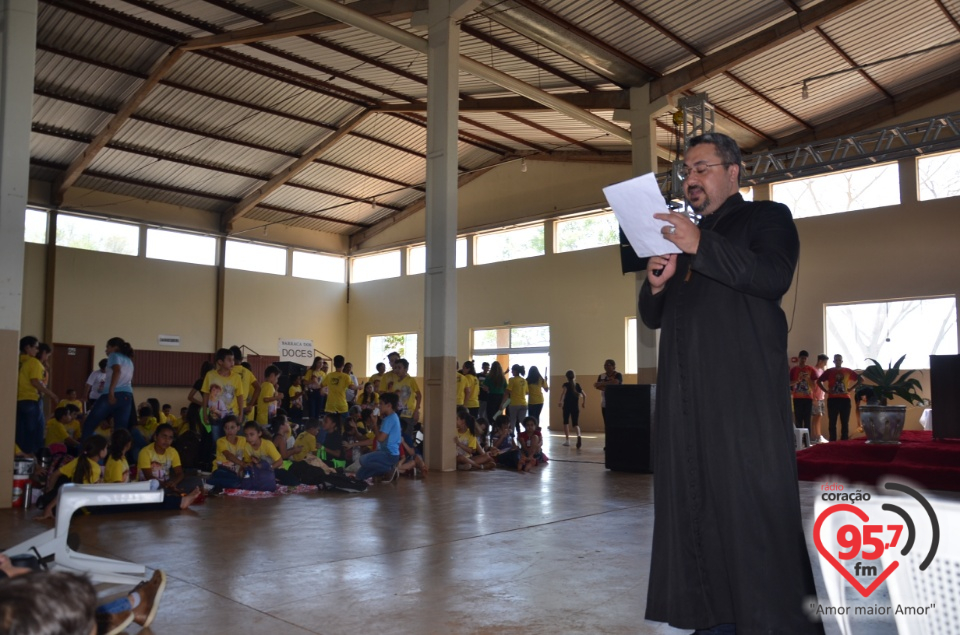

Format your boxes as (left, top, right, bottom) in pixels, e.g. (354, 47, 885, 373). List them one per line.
(665, 226, 676, 235)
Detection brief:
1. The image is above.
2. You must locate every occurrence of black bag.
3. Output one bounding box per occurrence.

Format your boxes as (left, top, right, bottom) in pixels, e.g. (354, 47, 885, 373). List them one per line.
(288, 461, 327, 486)
(320, 473, 368, 493)
(173, 431, 202, 470)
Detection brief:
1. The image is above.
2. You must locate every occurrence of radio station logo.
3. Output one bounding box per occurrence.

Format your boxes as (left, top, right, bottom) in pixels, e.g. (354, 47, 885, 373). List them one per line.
(814, 482, 940, 598)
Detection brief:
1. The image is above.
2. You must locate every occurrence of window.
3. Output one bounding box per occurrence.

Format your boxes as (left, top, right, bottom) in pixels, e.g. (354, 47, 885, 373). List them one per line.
(771, 163, 900, 219)
(555, 210, 618, 253)
(224, 240, 286, 275)
(475, 224, 544, 265)
(55, 214, 139, 255)
(918, 150, 960, 201)
(146, 228, 216, 266)
(25, 209, 47, 244)
(352, 250, 400, 283)
(407, 238, 467, 275)
(473, 325, 549, 353)
(292, 251, 345, 282)
(368, 333, 418, 377)
(825, 297, 957, 369)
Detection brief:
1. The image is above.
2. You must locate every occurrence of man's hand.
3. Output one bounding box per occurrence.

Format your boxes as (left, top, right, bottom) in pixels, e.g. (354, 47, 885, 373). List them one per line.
(646, 254, 678, 294)
(655, 212, 700, 254)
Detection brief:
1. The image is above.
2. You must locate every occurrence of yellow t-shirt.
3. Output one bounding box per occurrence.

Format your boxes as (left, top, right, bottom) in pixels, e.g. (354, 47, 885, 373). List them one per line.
(201, 369, 246, 417)
(233, 365, 258, 405)
(457, 430, 478, 453)
(137, 445, 181, 481)
(214, 436, 247, 469)
(63, 420, 81, 441)
(305, 368, 325, 389)
(104, 456, 130, 483)
(527, 379, 548, 405)
(464, 374, 480, 408)
(507, 377, 528, 405)
(45, 419, 72, 447)
(322, 371, 351, 414)
(368, 373, 385, 391)
(137, 416, 158, 438)
(394, 375, 420, 418)
(379, 371, 400, 394)
(291, 431, 317, 462)
(17, 354, 44, 401)
(456, 373, 466, 406)
(288, 384, 303, 408)
(57, 399, 84, 412)
(256, 382, 277, 426)
(356, 392, 380, 409)
(59, 457, 102, 484)
(247, 438, 281, 464)
(93, 422, 113, 440)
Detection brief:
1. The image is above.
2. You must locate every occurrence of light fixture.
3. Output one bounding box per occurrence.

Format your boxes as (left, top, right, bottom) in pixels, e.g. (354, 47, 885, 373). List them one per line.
(521, 158, 527, 173)
(370, 199, 376, 211)
(263, 226, 268, 236)
(801, 80, 809, 100)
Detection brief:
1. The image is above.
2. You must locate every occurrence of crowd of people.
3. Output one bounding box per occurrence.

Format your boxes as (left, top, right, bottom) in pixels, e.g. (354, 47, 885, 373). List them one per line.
(789, 350, 863, 442)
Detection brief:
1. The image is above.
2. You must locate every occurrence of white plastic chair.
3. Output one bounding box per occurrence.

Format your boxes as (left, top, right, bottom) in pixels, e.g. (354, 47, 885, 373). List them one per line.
(795, 427, 811, 450)
(3, 481, 164, 585)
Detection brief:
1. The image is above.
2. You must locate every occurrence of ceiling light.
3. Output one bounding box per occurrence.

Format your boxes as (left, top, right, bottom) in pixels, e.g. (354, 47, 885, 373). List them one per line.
(521, 158, 527, 173)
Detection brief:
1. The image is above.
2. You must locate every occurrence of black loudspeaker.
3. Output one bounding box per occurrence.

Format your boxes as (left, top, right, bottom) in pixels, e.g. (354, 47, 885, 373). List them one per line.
(604, 384, 655, 473)
(930, 354, 960, 440)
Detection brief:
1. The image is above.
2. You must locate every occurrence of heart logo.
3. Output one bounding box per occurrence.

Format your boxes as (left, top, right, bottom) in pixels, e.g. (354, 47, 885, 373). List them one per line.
(813, 503, 899, 597)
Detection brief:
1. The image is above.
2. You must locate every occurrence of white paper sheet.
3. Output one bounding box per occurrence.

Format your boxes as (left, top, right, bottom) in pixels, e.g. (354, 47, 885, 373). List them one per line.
(602, 173, 681, 258)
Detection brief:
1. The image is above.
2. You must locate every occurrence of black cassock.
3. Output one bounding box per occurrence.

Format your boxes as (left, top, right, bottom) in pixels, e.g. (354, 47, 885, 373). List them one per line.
(639, 194, 823, 634)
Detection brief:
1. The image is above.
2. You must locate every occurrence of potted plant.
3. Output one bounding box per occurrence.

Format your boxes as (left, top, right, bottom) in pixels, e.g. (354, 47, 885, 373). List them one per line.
(858, 355, 925, 444)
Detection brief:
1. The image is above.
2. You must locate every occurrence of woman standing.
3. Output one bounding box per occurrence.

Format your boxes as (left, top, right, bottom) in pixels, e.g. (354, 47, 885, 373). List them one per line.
(506, 364, 528, 435)
(461, 361, 481, 420)
(482, 361, 507, 423)
(305, 357, 325, 422)
(16, 336, 58, 454)
(525, 366, 548, 424)
(559, 370, 586, 448)
(81, 338, 136, 439)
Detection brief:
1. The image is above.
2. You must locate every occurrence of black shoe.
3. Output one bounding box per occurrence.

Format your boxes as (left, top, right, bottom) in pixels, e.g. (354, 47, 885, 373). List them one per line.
(576, 436, 582, 449)
(209, 485, 224, 496)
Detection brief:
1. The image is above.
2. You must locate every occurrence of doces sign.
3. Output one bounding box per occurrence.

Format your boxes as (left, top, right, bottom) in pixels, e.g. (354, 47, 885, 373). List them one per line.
(279, 339, 314, 363)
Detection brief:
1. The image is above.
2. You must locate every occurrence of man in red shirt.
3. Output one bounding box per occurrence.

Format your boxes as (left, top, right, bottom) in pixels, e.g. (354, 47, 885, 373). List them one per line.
(816, 354, 861, 441)
(788, 350, 818, 431)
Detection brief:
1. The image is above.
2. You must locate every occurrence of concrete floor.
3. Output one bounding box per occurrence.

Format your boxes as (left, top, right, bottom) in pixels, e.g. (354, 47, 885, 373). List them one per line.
(2, 433, 950, 635)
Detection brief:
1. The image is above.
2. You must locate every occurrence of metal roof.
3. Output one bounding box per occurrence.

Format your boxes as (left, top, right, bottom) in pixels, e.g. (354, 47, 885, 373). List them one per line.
(28, 0, 960, 249)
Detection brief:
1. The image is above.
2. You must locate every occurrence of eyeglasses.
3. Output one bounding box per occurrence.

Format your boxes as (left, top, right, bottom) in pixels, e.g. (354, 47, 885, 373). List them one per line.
(678, 162, 729, 179)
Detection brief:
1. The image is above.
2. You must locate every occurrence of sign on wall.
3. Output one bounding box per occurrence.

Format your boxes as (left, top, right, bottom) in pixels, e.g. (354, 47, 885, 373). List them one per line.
(279, 338, 314, 363)
(158, 334, 181, 347)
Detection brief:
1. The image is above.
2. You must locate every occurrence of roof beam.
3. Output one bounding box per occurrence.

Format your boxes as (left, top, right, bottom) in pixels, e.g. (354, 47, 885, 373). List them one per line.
(759, 69, 960, 150)
(377, 91, 630, 112)
(181, 0, 429, 50)
(649, 0, 872, 101)
(222, 109, 372, 231)
(53, 46, 184, 203)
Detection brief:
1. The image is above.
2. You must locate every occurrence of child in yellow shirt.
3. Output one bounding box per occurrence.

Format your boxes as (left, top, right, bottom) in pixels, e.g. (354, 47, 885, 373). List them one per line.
(45, 407, 80, 452)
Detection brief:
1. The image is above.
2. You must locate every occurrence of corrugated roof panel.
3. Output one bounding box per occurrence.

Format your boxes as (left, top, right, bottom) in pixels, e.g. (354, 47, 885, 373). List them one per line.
(635, 0, 789, 57)
(38, 5, 173, 73)
(356, 113, 428, 154)
(323, 134, 425, 185)
(74, 173, 227, 213)
(261, 186, 351, 213)
(88, 148, 260, 197)
(33, 94, 113, 136)
(30, 133, 87, 166)
(113, 119, 293, 177)
(294, 162, 417, 202)
(35, 50, 142, 111)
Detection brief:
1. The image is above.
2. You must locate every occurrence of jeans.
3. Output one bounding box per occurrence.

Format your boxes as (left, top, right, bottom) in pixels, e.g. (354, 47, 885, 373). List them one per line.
(356, 450, 399, 481)
(308, 389, 322, 421)
(15, 400, 44, 454)
(82, 392, 134, 439)
(507, 405, 527, 435)
(527, 403, 543, 422)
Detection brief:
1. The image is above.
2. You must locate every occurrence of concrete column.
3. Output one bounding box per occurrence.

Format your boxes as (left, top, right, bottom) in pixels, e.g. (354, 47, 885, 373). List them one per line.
(0, 0, 38, 507)
(421, 0, 478, 471)
(615, 85, 673, 384)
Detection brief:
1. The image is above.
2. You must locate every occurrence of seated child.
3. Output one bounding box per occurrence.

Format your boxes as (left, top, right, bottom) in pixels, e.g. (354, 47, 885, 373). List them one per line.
(103, 428, 200, 510)
(133, 404, 159, 457)
(489, 415, 521, 470)
(270, 415, 299, 468)
(37, 435, 108, 519)
(290, 419, 320, 463)
(45, 407, 80, 453)
(56, 388, 84, 413)
(454, 410, 494, 471)
(318, 413, 345, 468)
(63, 404, 83, 441)
(206, 415, 247, 491)
(239, 421, 286, 490)
(517, 416, 543, 472)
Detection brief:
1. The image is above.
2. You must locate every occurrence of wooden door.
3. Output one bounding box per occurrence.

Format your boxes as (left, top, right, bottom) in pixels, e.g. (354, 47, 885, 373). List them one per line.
(51, 343, 95, 406)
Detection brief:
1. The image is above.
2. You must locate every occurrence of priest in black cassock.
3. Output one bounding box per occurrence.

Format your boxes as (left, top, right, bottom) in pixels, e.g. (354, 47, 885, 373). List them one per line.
(639, 133, 823, 635)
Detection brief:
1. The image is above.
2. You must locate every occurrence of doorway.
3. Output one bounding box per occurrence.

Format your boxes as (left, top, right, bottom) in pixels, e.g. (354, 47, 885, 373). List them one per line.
(51, 343, 95, 409)
(471, 325, 550, 430)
